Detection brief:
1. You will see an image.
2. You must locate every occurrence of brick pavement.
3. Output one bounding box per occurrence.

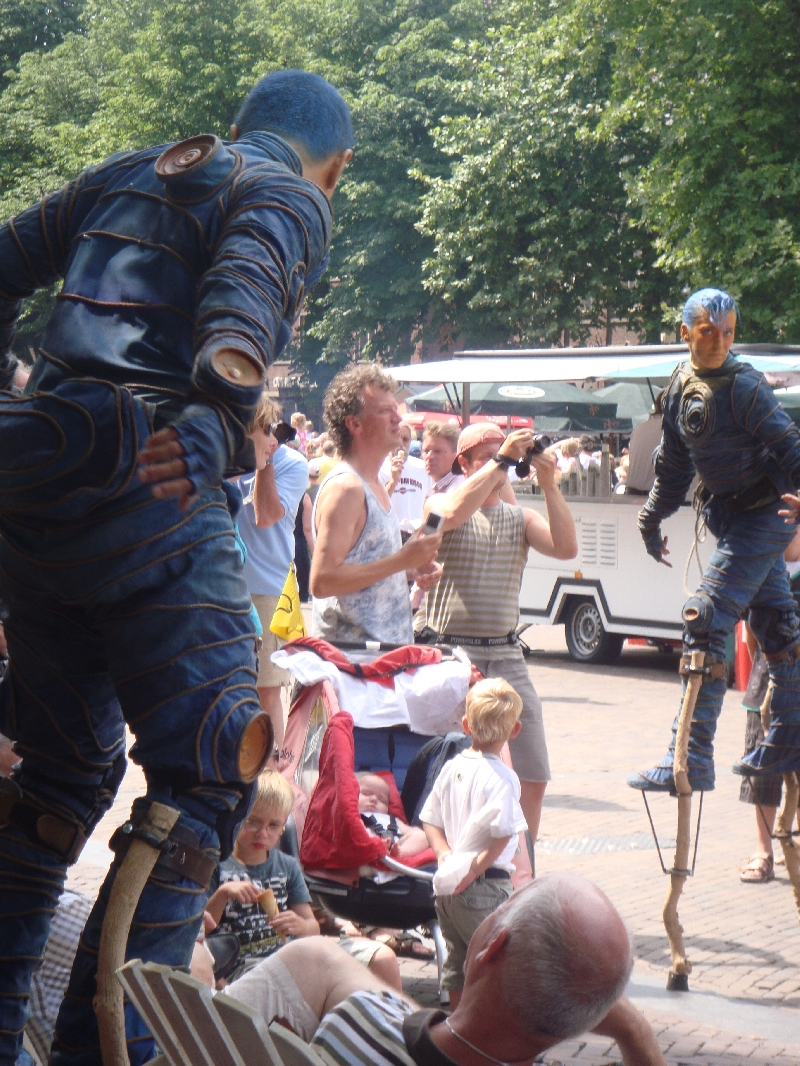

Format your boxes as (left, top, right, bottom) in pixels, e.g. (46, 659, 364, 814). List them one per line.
(66, 628, 800, 1064)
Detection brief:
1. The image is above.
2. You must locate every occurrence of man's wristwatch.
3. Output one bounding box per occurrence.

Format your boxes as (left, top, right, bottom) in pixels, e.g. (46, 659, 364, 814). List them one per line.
(491, 452, 515, 471)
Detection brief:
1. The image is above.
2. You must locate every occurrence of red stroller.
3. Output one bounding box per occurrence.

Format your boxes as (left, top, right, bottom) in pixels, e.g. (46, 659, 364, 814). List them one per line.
(276, 638, 533, 993)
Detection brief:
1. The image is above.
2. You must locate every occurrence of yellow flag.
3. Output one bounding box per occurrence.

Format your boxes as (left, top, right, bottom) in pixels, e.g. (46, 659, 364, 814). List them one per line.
(269, 564, 306, 641)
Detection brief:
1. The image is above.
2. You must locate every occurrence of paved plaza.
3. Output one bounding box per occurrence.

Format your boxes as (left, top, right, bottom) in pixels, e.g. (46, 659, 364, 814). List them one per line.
(67, 625, 800, 1064)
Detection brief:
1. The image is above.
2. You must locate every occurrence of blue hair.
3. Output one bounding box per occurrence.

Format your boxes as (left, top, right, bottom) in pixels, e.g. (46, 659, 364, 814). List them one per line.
(682, 287, 740, 328)
(235, 70, 353, 162)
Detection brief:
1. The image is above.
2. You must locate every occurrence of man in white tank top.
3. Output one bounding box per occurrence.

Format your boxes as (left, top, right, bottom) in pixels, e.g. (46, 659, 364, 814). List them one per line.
(310, 365, 443, 646)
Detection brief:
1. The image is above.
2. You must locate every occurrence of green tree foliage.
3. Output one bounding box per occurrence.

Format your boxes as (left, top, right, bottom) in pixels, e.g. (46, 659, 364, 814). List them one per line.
(0, 1, 83, 86)
(417, 4, 675, 347)
(602, 0, 800, 340)
(256, 0, 499, 367)
(1, 0, 799, 361)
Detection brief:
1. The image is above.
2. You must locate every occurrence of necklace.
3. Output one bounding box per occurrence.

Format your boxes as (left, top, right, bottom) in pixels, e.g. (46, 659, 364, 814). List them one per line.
(443, 1017, 513, 1066)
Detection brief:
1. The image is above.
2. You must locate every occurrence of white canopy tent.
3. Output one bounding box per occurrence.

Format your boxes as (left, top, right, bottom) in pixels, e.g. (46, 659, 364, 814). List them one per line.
(390, 344, 800, 424)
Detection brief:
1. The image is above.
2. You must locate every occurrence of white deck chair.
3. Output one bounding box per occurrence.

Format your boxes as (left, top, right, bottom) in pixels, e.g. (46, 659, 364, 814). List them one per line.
(116, 959, 326, 1066)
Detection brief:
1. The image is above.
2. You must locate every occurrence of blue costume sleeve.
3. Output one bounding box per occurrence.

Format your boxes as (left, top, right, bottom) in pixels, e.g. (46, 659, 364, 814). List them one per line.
(0, 151, 139, 376)
(732, 371, 800, 489)
(172, 169, 332, 492)
(638, 414, 696, 560)
(0, 154, 140, 319)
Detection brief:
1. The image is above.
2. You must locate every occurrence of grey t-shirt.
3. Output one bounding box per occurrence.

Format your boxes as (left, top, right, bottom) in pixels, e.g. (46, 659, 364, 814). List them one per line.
(215, 851, 311, 971)
(312, 463, 413, 645)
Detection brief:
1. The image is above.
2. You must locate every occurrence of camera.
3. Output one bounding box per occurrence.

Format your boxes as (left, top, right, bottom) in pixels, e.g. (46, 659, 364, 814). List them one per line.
(515, 434, 552, 478)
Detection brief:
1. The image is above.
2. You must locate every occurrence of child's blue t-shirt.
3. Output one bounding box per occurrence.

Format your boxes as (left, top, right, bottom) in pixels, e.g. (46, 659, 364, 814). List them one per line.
(215, 850, 311, 970)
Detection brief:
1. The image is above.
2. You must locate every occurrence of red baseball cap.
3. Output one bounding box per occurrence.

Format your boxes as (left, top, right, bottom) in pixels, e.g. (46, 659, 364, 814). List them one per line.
(451, 422, 506, 474)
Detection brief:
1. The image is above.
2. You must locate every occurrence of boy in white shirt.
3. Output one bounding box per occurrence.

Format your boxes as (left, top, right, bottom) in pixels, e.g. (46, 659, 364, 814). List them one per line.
(420, 678, 527, 1006)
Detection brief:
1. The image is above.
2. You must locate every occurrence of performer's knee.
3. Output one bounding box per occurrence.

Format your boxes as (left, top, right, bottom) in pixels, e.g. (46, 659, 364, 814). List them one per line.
(682, 591, 715, 636)
(1, 753, 127, 864)
(749, 606, 800, 657)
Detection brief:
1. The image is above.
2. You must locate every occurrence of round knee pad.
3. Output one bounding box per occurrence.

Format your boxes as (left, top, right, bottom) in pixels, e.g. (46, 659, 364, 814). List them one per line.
(682, 592, 715, 634)
(237, 711, 274, 782)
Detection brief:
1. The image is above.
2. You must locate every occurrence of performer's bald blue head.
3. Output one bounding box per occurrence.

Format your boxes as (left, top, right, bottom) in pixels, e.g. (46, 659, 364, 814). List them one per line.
(236, 70, 353, 162)
(682, 288, 739, 328)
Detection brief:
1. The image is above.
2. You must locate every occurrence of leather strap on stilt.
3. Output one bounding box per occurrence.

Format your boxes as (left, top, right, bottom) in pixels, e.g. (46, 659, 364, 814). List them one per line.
(760, 680, 775, 734)
(678, 654, 725, 683)
(95, 802, 180, 1066)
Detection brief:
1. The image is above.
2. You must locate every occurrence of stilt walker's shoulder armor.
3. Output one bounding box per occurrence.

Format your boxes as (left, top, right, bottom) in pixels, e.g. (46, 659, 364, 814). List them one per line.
(639, 356, 800, 559)
(0, 131, 332, 485)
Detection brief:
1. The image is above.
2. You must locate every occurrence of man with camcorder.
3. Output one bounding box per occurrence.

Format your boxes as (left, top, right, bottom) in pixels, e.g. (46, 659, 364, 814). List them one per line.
(415, 423, 578, 857)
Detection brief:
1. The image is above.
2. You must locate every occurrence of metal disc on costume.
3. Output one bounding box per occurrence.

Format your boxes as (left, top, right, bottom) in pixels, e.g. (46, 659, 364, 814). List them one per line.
(155, 135, 222, 181)
(679, 378, 715, 442)
(237, 713, 274, 781)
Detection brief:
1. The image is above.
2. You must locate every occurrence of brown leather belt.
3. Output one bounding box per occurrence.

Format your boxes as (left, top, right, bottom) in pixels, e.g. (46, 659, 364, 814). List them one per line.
(110, 819, 217, 889)
(679, 654, 726, 682)
(0, 780, 87, 864)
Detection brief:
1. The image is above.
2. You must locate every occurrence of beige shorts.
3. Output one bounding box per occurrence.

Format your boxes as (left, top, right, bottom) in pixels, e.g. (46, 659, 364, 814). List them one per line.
(466, 651, 550, 782)
(435, 876, 513, 991)
(223, 954, 319, 1042)
(251, 594, 291, 688)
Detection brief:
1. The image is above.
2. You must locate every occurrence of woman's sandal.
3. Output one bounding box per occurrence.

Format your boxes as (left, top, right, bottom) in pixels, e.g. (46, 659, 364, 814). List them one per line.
(739, 854, 774, 883)
(376, 932, 435, 959)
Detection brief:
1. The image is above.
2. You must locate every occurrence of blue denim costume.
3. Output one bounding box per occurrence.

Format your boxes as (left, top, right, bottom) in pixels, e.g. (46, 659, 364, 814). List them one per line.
(632, 356, 800, 792)
(0, 132, 331, 1066)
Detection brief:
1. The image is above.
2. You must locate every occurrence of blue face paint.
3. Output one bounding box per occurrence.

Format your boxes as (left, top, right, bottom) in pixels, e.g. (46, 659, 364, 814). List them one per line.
(681, 287, 740, 329)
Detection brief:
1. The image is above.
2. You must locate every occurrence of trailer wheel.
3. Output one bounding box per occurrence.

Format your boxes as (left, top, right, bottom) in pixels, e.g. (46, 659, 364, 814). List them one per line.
(564, 598, 624, 665)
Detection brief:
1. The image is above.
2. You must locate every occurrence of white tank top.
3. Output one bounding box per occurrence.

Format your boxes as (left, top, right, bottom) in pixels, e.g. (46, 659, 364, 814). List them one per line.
(312, 463, 413, 645)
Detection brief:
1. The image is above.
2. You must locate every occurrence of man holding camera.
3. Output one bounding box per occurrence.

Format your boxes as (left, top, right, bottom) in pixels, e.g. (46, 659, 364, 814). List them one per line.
(416, 423, 578, 849)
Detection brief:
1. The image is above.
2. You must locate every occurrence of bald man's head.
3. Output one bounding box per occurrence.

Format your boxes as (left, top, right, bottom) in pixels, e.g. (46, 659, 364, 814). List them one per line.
(496, 873, 632, 1040)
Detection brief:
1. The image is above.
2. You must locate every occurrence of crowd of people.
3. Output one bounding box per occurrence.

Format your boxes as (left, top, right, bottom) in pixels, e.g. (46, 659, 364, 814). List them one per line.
(3, 49, 793, 1066)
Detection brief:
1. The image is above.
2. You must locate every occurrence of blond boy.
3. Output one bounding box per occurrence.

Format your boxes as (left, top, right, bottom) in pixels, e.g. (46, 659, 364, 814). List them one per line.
(206, 771, 318, 973)
(420, 678, 527, 1005)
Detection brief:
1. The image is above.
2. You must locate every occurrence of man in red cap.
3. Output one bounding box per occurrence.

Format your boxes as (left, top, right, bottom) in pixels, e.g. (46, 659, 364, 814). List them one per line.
(416, 423, 578, 855)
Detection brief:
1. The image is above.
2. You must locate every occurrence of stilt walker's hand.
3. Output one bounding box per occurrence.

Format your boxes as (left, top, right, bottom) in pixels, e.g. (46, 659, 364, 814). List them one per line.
(780, 493, 800, 524)
(138, 427, 197, 510)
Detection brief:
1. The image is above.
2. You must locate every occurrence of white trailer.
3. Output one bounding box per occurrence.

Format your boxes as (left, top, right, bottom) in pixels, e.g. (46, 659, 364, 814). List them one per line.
(514, 491, 709, 663)
(392, 342, 800, 664)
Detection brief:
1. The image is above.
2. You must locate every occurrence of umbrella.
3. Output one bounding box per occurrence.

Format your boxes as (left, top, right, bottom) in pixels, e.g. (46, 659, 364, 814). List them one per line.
(405, 380, 626, 431)
(581, 382, 654, 426)
(604, 353, 800, 381)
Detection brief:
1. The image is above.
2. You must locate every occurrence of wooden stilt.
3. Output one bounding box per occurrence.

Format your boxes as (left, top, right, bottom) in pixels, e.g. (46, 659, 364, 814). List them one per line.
(662, 649, 705, 990)
(777, 773, 800, 920)
(95, 802, 180, 1066)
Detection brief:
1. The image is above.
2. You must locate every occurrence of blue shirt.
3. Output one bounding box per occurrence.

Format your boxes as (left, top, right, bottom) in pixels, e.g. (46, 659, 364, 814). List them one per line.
(238, 446, 308, 596)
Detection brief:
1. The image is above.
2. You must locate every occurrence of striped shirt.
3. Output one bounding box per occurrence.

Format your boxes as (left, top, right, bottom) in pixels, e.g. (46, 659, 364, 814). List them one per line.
(311, 990, 417, 1066)
(430, 471, 464, 495)
(419, 502, 528, 660)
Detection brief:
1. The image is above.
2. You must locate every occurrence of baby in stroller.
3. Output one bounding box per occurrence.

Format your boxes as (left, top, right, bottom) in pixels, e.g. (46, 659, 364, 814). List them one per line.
(357, 773, 429, 862)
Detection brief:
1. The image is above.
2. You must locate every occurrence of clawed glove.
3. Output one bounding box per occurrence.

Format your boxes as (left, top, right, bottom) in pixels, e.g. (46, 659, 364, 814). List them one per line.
(170, 404, 232, 495)
(638, 513, 665, 563)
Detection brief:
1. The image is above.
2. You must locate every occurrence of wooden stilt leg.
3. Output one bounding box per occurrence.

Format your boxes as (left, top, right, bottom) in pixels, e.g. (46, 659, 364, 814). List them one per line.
(663, 649, 705, 990)
(94, 802, 181, 1066)
(777, 773, 800, 921)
